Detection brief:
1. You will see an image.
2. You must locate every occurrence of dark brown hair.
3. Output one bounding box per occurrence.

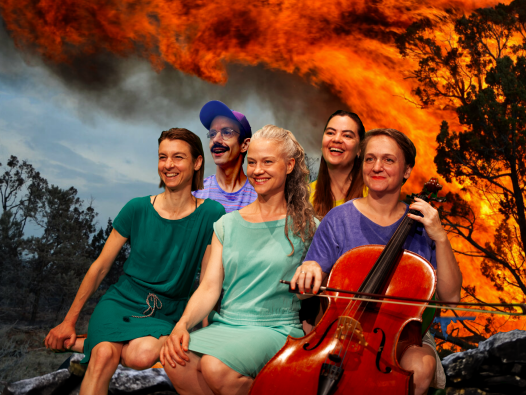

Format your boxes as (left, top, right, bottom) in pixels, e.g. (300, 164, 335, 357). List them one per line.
(158, 128, 205, 191)
(313, 110, 366, 218)
(360, 128, 416, 183)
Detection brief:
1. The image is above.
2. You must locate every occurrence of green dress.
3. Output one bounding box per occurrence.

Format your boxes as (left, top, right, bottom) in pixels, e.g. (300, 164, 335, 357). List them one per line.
(188, 211, 318, 378)
(81, 196, 225, 364)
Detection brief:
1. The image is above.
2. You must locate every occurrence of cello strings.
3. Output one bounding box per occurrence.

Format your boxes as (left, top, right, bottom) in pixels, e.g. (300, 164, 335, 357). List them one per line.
(319, 200, 438, 370)
(322, 303, 360, 366)
(322, 291, 363, 366)
(340, 297, 369, 364)
(334, 215, 418, 366)
(333, 291, 369, 365)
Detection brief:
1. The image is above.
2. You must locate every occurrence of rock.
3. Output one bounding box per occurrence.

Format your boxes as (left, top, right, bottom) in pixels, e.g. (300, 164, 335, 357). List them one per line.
(445, 388, 505, 395)
(442, 330, 526, 395)
(3, 352, 176, 395)
(69, 354, 88, 377)
(2, 369, 71, 395)
(482, 375, 526, 387)
(442, 330, 526, 379)
(477, 330, 526, 363)
(481, 375, 526, 394)
(109, 366, 176, 394)
(442, 347, 488, 381)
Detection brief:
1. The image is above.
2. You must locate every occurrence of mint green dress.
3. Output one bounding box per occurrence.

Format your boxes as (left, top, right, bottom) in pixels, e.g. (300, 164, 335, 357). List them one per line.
(81, 197, 225, 365)
(188, 211, 318, 378)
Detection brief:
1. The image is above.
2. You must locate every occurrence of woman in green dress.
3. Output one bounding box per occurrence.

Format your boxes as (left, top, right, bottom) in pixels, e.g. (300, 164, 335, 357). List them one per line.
(44, 128, 225, 395)
(160, 125, 318, 395)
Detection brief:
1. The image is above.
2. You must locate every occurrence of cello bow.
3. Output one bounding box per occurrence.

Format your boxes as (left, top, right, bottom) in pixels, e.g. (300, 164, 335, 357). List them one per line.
(280, 280, 526, 316)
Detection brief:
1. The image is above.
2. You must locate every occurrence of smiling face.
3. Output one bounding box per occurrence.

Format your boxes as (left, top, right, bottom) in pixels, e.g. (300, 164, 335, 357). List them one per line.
(208, 115, 249, 167)
(247, 139, 295, 197)
(322, 115, 361, 169)
(158, 139, 202, 191)
(362, 135, 412, 194)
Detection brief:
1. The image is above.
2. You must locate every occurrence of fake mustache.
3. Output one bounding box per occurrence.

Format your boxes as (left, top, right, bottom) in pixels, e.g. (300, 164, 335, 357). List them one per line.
(211, 143, 230, 153)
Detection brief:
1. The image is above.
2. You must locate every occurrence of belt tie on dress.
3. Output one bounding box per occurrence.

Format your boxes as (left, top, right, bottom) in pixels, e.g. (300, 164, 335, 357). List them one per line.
(123, 293, 162, 321)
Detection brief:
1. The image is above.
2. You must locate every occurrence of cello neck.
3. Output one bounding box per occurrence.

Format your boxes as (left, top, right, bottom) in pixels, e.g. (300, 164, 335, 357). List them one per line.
(358, 206, 419, 295)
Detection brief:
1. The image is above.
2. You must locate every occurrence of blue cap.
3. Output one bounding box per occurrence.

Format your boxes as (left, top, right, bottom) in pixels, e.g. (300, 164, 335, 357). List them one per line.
(199, 100, 252, 138)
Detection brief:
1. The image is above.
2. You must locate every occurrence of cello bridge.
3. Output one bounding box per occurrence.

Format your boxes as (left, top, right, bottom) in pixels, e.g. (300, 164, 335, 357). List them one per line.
(334, 316, 368, 347)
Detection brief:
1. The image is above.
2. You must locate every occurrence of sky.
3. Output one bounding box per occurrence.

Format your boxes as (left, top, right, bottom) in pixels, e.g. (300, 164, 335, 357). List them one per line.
(0, 24, 345, 231)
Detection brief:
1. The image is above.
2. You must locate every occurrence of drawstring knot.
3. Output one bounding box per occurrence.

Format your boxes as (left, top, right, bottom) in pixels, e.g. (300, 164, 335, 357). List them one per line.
(131, 293, 162, 319)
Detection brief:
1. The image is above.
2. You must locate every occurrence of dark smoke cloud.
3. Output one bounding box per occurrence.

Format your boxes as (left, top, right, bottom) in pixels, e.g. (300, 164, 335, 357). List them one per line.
(0, 21, 349, 155)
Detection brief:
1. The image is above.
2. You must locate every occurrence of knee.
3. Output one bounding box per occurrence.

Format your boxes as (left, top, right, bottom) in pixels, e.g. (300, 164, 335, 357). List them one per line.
(401, 346, 436, 394)
(89, 343, 120, 374)
(201, 356, 241, 393)
(164, 362, 190, 393)
(123, 344, 159, 370)
(411, 355, 436, 389)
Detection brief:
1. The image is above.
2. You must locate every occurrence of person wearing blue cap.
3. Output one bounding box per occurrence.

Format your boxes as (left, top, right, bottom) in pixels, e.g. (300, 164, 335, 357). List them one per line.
(193, 100, 257, 212)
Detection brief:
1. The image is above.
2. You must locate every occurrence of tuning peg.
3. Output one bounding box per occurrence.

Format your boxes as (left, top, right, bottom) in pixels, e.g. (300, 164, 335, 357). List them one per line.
(424, 177, 442, 194)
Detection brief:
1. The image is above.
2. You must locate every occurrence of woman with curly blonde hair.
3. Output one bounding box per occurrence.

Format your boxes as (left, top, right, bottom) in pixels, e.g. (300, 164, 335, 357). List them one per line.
(161, 125, 318, 395)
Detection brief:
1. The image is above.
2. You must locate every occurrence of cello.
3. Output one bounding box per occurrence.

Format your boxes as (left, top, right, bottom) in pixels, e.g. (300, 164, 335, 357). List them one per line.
(249, 178, 443, 395)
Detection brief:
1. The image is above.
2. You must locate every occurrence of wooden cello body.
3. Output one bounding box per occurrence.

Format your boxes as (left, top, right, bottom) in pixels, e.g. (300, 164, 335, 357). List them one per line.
(249, 176, 443, 395)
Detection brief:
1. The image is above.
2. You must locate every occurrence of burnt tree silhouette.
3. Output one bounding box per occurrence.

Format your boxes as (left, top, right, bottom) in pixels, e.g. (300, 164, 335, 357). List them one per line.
(397, 0, 526, 340)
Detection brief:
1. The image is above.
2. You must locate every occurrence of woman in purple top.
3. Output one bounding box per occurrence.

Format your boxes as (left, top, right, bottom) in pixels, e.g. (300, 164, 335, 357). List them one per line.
(291, 128, 462, 395)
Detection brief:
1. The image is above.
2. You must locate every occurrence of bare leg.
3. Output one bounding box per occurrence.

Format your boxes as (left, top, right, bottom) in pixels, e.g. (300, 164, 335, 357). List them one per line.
(164, 351, 214, 395)
(121, 336, 168, 370)
(302, 321, 314, 334)
(80, 341, 123, 395)
(400, 345, 436, 395)
(201, 355, 253, 395)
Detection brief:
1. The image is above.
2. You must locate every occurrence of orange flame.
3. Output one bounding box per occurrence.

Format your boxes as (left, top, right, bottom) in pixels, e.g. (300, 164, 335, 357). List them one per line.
(2, 0, 523, 341)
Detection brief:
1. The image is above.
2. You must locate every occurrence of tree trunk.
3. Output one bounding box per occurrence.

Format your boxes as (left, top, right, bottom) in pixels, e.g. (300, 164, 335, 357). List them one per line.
(54, 294, 65, 324)
(29, 286, 41, 325)
(509, 130, 526, 253)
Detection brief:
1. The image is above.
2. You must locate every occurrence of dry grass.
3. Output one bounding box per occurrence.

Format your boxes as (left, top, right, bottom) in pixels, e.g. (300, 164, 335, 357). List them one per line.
(0, 315, 90, 392)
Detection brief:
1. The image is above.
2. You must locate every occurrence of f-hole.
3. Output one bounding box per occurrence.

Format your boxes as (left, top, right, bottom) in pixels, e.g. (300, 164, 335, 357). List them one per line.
(304, 319, 338, 351)
(374, 327, 392, 374)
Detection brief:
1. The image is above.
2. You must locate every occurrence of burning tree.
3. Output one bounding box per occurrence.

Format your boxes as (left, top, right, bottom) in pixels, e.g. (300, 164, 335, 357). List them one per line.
(397, 1, 526, 340)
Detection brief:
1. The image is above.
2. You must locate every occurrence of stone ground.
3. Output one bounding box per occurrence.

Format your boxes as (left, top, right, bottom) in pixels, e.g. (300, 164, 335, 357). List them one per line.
(4, 330, 526, 394)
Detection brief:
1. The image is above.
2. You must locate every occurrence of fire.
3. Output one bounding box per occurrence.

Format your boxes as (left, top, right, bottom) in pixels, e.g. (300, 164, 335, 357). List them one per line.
(1, 0, 523, 341)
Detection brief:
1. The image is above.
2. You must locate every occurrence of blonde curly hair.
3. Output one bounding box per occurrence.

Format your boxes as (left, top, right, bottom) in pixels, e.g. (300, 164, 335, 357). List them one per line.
(251, 125, 317, 255)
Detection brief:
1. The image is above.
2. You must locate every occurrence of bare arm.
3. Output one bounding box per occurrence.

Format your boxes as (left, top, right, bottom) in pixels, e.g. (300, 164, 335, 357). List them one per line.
(44, 228, 127, 351)
(161, 233, 224, 367)
(434, 237, 462, 302)
(408, 198, 462, 303)
(199, 244, 212, 327)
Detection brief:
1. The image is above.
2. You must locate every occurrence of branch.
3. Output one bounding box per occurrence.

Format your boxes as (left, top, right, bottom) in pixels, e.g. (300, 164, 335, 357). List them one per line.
(430, 329, 477, 350)
(452, 310, 487, 342)
(392, 94, 424, 109)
